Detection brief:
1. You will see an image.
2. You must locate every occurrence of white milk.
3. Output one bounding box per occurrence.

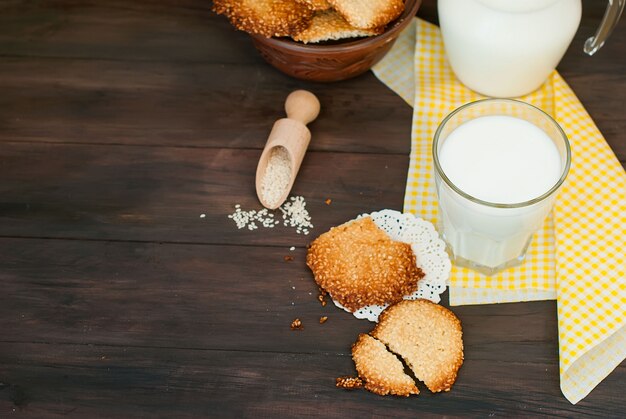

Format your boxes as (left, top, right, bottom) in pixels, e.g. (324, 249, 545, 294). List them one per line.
(435, 115, 563, 270)
(438, 0, 581, 97)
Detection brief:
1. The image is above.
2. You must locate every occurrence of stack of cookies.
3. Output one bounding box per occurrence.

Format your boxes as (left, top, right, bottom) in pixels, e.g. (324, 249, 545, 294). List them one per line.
(213, 0, 406, 43)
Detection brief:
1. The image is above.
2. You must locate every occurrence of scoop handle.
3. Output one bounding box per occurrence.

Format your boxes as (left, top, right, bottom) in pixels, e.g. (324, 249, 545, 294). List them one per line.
(284, 90, 320, 125)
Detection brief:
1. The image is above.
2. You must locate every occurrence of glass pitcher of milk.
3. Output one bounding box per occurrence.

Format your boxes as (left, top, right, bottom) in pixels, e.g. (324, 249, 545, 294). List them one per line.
(438, 0, 624, 97)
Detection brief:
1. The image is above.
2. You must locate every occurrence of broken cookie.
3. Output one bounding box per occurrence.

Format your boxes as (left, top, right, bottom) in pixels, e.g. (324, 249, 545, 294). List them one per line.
(372, 300, 464, 393)
(352, 333, 419, 396)
(292, 10, 384, 44)
(328, 0, 405, 29)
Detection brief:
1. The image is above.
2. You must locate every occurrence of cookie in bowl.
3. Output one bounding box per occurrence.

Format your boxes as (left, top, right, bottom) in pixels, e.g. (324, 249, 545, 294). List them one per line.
(213, 0, 422, 81)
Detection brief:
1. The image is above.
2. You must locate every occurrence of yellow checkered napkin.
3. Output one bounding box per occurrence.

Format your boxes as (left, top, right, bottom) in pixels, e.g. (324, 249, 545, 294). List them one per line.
(372, 18, 625, 404)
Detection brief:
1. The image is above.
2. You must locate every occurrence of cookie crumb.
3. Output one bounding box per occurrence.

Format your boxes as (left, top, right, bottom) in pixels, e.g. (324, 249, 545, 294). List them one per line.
(318, 294, 327, 306)
(325, 198, 332, 205)
(284, 255, 294, 262)
(319, 316, 328, 324)
(336, 376, 363, 390)
(290, 318, 303, 330)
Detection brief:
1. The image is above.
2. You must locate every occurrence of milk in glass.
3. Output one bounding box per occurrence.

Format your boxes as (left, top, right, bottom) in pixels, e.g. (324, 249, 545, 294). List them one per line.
(433, 102, 569, 274)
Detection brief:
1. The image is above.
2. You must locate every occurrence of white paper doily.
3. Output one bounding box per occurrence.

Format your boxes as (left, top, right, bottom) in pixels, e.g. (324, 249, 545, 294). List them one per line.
(331, 209, 451, 322)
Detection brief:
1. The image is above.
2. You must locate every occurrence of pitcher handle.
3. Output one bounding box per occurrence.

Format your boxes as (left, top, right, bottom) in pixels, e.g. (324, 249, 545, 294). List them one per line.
(584, 0, 625, 55)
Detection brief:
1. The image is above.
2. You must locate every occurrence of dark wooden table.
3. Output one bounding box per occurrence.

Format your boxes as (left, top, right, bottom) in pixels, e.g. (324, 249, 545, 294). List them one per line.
(0, 1, 624, 417)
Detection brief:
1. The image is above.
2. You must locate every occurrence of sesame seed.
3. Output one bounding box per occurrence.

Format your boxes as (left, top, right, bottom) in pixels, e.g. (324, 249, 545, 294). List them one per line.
(227, 196, 313, 235)
(260, 146, 291, 208)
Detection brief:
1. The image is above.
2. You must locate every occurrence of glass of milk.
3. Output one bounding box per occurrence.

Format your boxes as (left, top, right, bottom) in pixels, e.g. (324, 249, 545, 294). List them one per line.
(433, 99, 570, 275)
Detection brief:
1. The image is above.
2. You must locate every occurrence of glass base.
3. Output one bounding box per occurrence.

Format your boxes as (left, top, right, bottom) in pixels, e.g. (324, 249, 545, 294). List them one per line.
(438, 226, 535, 276)
(448, 250, 526, 276)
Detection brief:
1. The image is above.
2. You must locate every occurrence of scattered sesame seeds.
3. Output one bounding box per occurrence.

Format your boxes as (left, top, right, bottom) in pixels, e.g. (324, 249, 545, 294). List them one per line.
(227, 206, 280, 230)
(280, 196, 313, 235)
(289, 246, 295, 251)
(227, 195, 313, 235)
(200, 214, 206, 218)
(260, 146, 291, 208)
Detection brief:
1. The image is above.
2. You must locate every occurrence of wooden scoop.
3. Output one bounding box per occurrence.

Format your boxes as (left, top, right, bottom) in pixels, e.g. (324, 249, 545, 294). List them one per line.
(256, 90, 320, 209)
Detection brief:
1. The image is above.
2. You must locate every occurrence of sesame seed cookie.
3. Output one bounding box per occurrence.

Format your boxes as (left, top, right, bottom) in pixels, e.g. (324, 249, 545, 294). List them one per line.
(371, 299, 464, 393)
(352, 333, 419, 396)
(306, 216, 424, 312)
(213, 0, 314, 38)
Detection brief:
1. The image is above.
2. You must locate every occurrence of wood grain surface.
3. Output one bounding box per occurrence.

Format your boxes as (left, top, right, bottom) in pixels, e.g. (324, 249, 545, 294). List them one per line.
(0, 1, 624, 417)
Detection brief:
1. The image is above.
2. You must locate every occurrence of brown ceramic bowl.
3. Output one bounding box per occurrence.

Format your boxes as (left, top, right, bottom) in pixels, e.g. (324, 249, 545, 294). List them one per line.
(250, 0, 422, 82)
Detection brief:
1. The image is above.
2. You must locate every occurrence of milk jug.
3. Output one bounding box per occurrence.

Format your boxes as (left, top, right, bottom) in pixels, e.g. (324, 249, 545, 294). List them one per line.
(438, 0, 624, 97)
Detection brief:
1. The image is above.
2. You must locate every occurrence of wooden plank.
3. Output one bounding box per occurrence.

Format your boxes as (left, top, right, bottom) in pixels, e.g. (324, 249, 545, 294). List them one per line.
(0, 1, 622, 160)
(9, 236, 620, 415)
(0, 237, 561, 357)
(0, 1, 623, 417)
(0, 143, 408, 245)
(0, 58, 413, 153)
(0, 0, 257, 64)
(0, 342, 623, 417)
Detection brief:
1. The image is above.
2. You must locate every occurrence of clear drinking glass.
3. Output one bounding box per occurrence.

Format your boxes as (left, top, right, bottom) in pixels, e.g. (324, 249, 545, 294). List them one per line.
(432, 99, 571, 275)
